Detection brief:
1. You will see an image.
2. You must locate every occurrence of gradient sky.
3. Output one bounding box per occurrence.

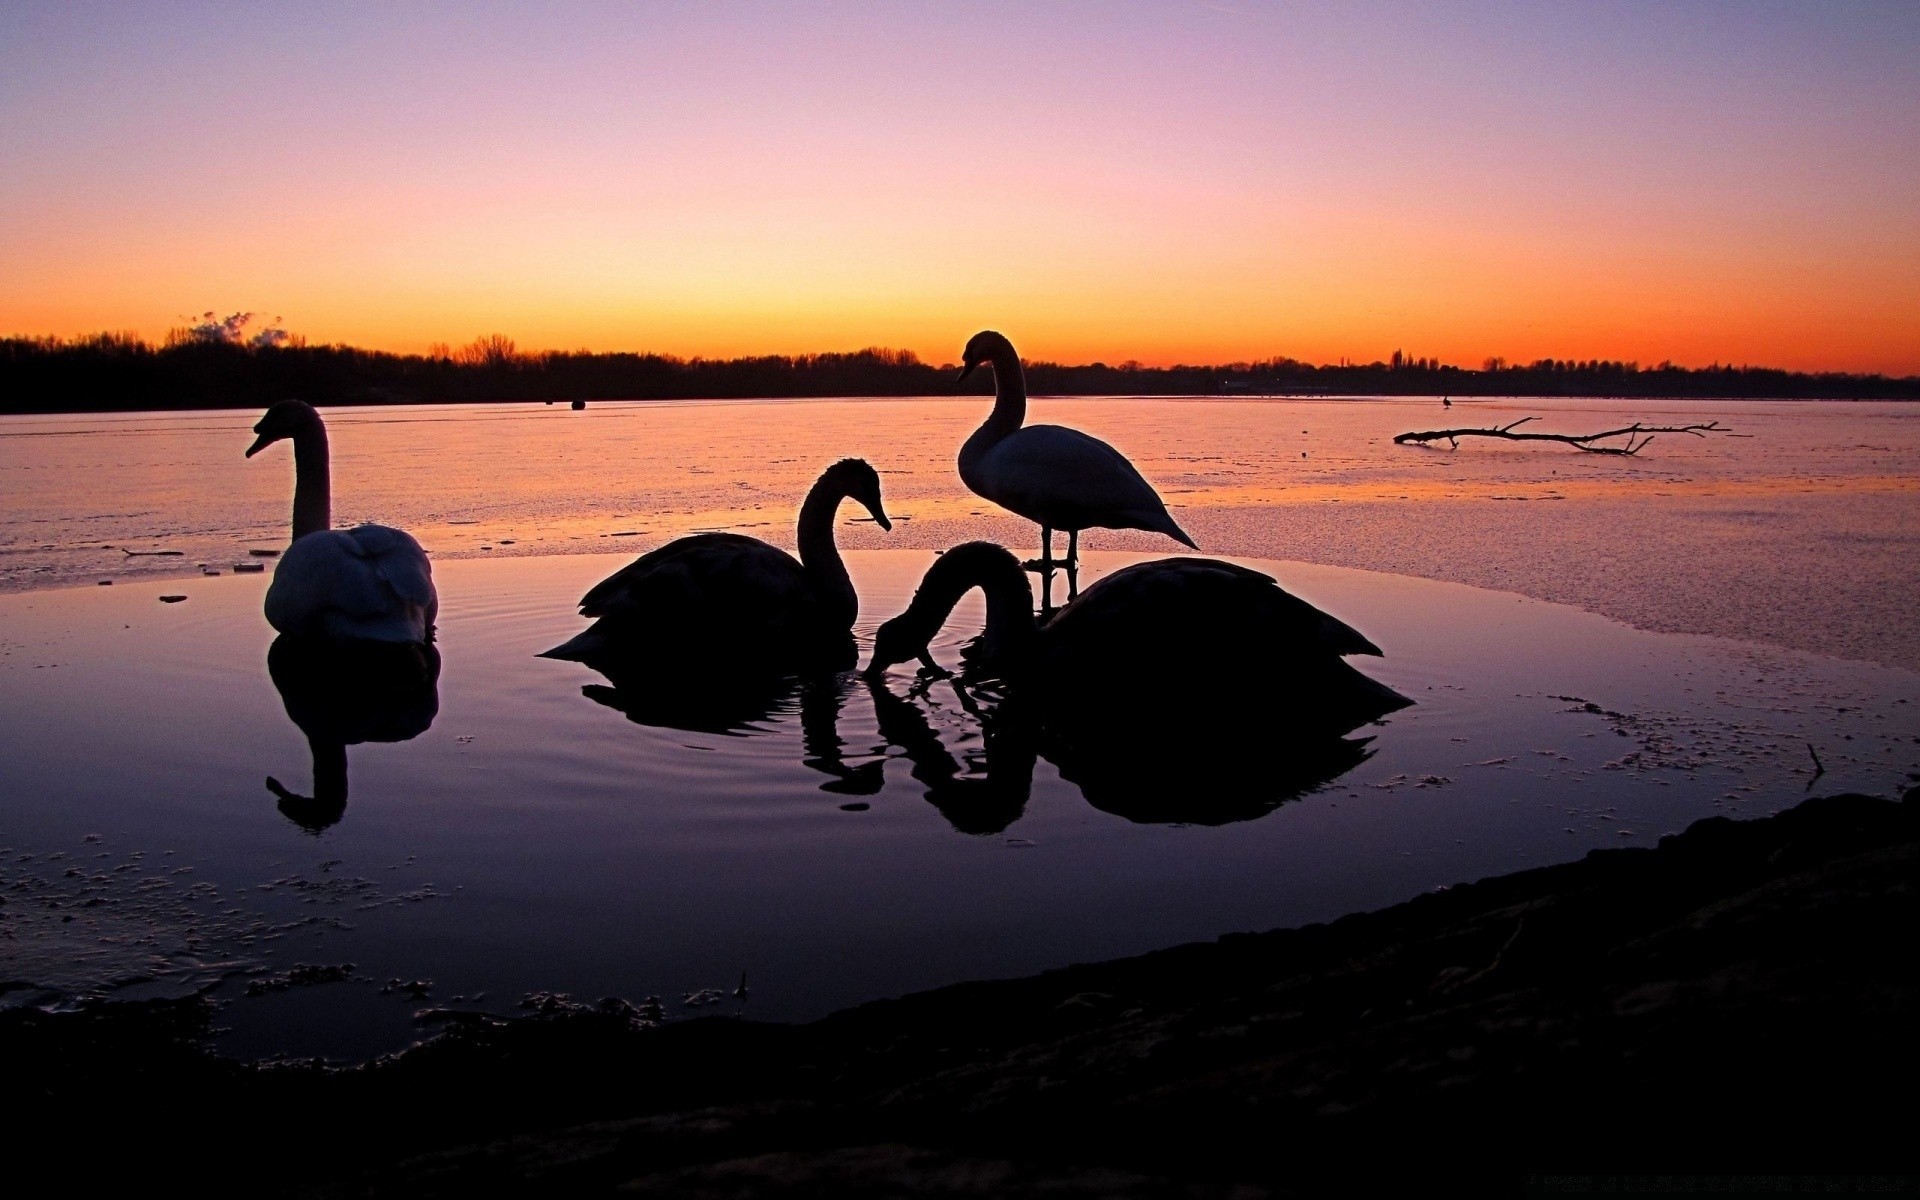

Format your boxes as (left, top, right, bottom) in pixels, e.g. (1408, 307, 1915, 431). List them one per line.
(4, 1, 1917, 371)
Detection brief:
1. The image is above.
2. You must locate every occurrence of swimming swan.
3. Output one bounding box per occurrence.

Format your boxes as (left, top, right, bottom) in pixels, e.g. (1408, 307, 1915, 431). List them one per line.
(865, 542, 1409, 741)
(246, 400, 437, 644)
(541, 458, 892, 673)
(957, 331, 1194, 598)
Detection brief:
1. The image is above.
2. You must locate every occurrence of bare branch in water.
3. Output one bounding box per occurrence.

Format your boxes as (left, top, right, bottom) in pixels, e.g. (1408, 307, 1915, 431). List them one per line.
(1393, 418, 1726, 455)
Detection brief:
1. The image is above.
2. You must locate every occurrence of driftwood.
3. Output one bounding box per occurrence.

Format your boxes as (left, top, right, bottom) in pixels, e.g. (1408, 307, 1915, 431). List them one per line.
(1393, 416, 1725, 455)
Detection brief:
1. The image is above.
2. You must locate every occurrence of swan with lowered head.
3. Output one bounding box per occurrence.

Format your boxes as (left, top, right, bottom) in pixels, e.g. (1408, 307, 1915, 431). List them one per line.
(866, 542, 1408, 741)
(957, 331, 1195, 599)
(246, 400, 437, 644)
(541, 458, 892, 673)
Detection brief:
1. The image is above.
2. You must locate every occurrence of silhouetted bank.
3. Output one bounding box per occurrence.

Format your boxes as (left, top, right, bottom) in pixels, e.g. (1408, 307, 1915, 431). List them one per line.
(10, 788, 1916, 1195)
(5, 332, 1918, 413)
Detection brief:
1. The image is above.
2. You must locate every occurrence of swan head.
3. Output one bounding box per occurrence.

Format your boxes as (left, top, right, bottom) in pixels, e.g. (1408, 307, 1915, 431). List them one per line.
(957, 330, 1014, 383)
(865, 609, 941, 678)
(822, 458, 892, 532)
(246, 399, 323, 457)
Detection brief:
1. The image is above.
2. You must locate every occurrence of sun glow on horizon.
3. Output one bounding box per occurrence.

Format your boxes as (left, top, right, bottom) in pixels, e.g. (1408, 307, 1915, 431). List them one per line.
(4, 2, 1917, 375)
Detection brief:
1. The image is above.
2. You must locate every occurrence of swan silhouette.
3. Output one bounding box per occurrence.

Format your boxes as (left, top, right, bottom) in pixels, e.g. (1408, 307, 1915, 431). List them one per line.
(957, 331, 1194, 602)
(246, 400, 437, 644)
(866, 542, 1409, 743)
(541, 458, 891, 673)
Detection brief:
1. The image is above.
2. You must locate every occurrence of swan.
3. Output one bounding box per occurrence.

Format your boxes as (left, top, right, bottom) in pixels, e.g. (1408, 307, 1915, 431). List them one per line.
(865, 542, 1409, 742)
(541, 458, 892, 673)
(956, 331, 1195, 600)
(246, 400, 437, 644)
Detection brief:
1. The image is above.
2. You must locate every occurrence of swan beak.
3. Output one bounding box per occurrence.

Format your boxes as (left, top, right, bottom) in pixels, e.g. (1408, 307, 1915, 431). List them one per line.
(244, 433, 274, 458)
(956, 362, 977, 383)
(873, 511, 894, 533)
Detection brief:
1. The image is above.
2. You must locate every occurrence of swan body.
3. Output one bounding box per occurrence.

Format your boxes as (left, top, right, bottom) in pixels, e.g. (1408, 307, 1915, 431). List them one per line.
(957, 331, 1194, 588)
(541, 458, 891, 673)
(247, 400, 437, 645)
(867, 542, 1408, 741)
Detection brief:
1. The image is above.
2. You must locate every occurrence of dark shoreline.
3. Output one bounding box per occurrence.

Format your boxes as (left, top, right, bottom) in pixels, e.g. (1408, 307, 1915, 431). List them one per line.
(12, 788, 1917, 1195)
(6, 335, 1919, 415)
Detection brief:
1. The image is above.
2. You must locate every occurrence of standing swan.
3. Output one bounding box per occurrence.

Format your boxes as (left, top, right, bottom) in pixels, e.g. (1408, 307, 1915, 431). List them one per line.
(541, 458, 892, 674)
(866, 543, 1408, 741)
(246, 400, 437, 644)
(956, 330, 1194, 602)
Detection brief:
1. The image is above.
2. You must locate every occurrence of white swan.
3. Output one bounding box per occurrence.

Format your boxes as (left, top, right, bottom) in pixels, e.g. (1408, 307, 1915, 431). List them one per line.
(957, 331, 1195, 599)
(866, 542, 1409, 741)
(541, 458, 891, 674)
(246, 400, 437, 644)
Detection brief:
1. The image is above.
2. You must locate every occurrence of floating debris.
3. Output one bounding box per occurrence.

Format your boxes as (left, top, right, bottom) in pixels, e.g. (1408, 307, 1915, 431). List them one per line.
(97, 580, 112, 586)
(233, 562, 265, 573)
(158, 595, 187, 604)
(121, 549, 184, 557)
(248, 548, 280, 558)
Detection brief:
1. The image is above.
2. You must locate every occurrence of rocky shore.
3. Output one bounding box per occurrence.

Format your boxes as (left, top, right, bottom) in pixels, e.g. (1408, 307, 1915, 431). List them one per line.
(13, 790, 1917, 1195)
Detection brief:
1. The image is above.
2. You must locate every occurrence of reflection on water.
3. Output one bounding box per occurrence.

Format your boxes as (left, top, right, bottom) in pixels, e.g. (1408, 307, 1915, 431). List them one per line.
(572, 661, 886, 797)
(867, 677, 1036, 835)
(264, 636, 442, 832)
(0, 551, 1914, 1064)
(863, 659, 1389, 833)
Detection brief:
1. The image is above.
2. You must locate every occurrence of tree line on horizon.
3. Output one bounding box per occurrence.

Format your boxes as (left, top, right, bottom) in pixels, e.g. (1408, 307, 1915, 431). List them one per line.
(3, 321, 1916, 415)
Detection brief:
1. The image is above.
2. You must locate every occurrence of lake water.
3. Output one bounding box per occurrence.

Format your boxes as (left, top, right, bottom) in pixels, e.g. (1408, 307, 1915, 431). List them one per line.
(1, 397, 1916, 1062)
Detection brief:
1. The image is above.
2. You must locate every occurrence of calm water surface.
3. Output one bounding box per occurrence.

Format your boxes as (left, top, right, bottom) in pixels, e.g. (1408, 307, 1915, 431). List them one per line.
(1, 398, 1917, 1062)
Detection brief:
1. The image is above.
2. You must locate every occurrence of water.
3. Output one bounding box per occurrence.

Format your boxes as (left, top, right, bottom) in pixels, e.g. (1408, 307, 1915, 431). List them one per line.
(1, 398, 1917, 1063)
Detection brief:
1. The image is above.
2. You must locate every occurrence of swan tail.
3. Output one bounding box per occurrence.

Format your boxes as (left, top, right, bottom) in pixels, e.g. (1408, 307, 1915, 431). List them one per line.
(539, 625, 611, 662)
(1134, 507, 1196, 549)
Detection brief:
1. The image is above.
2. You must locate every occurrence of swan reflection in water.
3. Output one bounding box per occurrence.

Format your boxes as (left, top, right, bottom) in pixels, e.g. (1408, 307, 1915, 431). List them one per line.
(865, 675, 1036, 834)
(867, 669, 1380, 832)
(865, 543, 1412, 830)
(569, 655, 883, 797)
(264, 635, 442, 832)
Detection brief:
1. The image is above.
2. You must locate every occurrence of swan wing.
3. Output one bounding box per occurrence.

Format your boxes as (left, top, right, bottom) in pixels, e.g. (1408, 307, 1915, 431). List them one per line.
(979, 426, 1191, 542)
(578, 534, 807, 620)
(264, 525, 436, 644)
(1036, 557, 1408, 736)
(1048, 558, 1382, 663)
(557, 533, 830, 665)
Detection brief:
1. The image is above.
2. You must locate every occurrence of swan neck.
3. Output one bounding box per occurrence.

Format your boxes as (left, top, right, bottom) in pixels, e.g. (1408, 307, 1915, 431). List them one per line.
(796, 476, 854, 623)
(290, 424, 332, 542)
(311, 736, 348, 806)
(910, 548, 1039, 663)
(985, 345, 1027, 432)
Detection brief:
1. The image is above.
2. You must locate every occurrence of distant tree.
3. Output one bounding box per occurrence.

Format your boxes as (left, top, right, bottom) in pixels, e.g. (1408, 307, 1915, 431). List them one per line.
(456, 334, 520, 367)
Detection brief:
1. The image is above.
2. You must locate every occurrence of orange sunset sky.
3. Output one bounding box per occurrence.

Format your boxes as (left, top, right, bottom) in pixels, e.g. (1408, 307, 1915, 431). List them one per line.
(4, 2, 1917, 373)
